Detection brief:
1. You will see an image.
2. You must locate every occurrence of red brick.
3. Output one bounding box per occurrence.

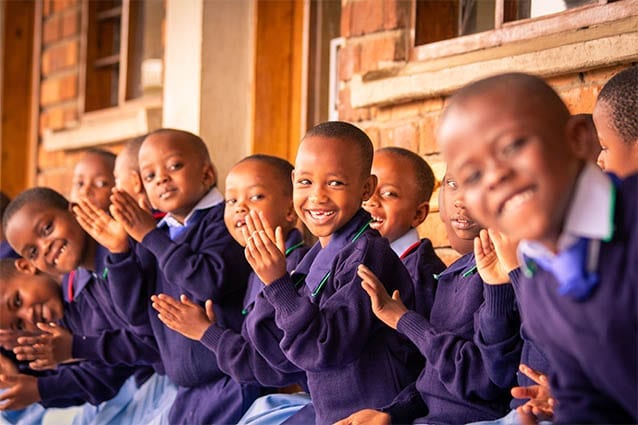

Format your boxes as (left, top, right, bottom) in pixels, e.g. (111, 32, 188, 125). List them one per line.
(43, 15, 61, 44)
(36, 142, 72, 168)
(61, 10, 79, 38)
(583, 64, 629, 85)
(559, 85, 599, 114)
(383, 0, 410, 31)
(43, 0, 53, 17)
(53, 0, 77, 13)
(40, 74, 78, 106)
(338, 43, 360, 81)
(340, 1, 352, 37)
(418, 112, 441, 154)
(360, 34, 401, 72)
(41, 40, 78, 75)
(337, 86, 371, 122)
(351, 0, 384, 36)
(359, 125, 381, 148)
(36, 168, 72, 196)
(417, 213, 448, 248)
(391, 121, 419, 151)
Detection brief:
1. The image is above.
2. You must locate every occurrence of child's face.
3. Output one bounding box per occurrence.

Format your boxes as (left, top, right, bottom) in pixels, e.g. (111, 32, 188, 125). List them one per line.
(139, 133, 215, 222)
(5, 202, 87, 277)
(593, 101, 638, 178)
(439, 173, 480, 243)
(224, 160, 296, 247)
(363, 151, 428, 243)
(439, 90, 580, 248)
(0, 268, 63, 332)
(70, 153, 115, 211)
(293, 136, 376, 246)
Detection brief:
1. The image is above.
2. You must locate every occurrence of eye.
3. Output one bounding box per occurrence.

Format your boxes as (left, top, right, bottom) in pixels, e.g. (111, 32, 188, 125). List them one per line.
(168, 162, 183, 172)
(13, 318, 25, 331)
(380, 190, 397, 199)
(328, 180, 344, 187)
(446, 179, 458, 190)
(95, 179, 110, 188)
(42, 221, 53, 237)
(143, 172, 155, 183)
(461, 170, 482, 187)
(501, 137, 527, 158)
(13, 292, 22, 309)
(249, 194, 265, 202)
(295, 178, 311, 186)
(26, 246, 38, 260)
(73, 180, 84, 189)
(225, 199, 236, 206)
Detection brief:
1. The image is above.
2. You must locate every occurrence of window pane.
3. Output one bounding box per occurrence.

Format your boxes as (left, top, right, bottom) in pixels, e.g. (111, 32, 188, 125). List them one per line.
(505, 0, 599, 22)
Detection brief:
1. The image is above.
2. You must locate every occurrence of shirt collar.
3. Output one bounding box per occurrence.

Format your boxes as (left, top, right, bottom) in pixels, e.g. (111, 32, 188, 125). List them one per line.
(390, 228, 420, 257)
(157, 187, 224, 229)
(518, 163, 615, 264)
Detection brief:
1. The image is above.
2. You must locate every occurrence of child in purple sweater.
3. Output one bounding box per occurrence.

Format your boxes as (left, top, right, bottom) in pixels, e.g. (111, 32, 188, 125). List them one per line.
(336, 170, 521, 425)
(363, 147, 446, 317)
(243, 121, 421, 424)
(438, 72, 637, 423)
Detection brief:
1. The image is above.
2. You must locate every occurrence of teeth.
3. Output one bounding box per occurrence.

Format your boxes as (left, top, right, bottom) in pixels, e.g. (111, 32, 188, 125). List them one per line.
(503, 190, 534, 212)
(309, 210, 335, 219)
(235, 222, 245, 228)
(371, 217, 384, 223)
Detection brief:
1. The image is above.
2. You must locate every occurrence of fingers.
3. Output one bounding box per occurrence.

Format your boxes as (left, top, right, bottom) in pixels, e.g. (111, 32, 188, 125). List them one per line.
(511, 385, 539, 400)
(520, 364, 547, 386)
(204, 300, 216, 322)
(36, 322, 61, 336)
(391, 290, 401, 302)
(275, 225, 285, 254)
(150, 294, 182, 320)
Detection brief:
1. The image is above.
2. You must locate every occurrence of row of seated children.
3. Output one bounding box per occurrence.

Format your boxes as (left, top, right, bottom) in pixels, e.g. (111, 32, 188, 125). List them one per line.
(0, 64, 636, 425)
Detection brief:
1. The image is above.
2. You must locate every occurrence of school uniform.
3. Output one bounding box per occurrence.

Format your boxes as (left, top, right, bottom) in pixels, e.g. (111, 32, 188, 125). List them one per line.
(391, 228, 446, 318)
(200, 228, 309, 389)
(0, 240, 18, 259)
(262, 209, 421, 425)
(106, 187, 260, 425)
(384, 253, 521, 424)
(517, 164, 638, 423)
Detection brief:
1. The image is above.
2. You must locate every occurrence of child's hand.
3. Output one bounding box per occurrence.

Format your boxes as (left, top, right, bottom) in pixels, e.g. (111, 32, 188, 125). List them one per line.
(488, 228, 519, 272)
(0, 374, 40, 411)
(72, 198, 129, 253)
(512, 364, 554, 424)
(333, 408, 391, 425)
(474, 229, 516, 285)
(243, 210, 287, 284)
(109, 189, 157, 242)
(12, 323, 73, 370)
(0, 353, 18, 377)
(357, 264, 408, 330)
(151, 294, 215, 341)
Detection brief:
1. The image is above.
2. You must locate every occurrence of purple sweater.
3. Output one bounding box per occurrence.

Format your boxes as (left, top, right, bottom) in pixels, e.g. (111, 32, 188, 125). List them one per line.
(401, 238, 446, 319)
(200, 229, 309, 389)
(106, 203, 260, 425)
(386, 253, 521, 424)
(263, 209, 422, 425)
(516, 174, 638, 423)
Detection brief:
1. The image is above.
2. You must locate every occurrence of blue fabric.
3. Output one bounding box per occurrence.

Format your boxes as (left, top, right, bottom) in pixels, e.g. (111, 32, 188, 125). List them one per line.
(237, 393, 311, 425)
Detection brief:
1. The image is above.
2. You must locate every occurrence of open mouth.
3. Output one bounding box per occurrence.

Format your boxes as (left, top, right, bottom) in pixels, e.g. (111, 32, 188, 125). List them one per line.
(306, 209, 335, 224)
(159, 187, 177, 200)
(51, 241, 67, 266)
(234, 219, 246, 228)
(451, 217, 475, 230)
(500, 188, 535, 215)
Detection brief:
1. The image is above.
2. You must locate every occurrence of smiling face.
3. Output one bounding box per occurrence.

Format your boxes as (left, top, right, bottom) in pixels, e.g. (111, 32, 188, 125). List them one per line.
(293, 136, 376, 246)
(438, 78, 582, 251)
(0, 268, 63, 332)
(363, 151, 428, 243)
(70, 152, 115, 211)
(439, 173, 480, 249)
(139, 132, 215, 223)
(224, 160, 296, 247)
(593, 101, 638, 178)
(5, 201, 90, 277)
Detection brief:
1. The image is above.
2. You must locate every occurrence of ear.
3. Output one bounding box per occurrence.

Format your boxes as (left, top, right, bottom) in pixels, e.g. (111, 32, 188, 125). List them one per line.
(565, 114, 595, 161)
(284, 200, 297, 226)
(202, 163, 216, 188)
(411, 201, 430, 228)
(362, 174, 378, 202)
(131, 170, 144, 195)
(14, 258, 37, 275)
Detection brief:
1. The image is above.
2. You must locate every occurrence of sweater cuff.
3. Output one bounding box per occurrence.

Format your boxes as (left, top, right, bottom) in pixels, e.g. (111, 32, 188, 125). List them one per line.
(141, 228, 171, 255)
(72, 335, 99, 361)
(37, 376, 57, 405)
(397, 310, 433, 341)
(199, 324, 225, 353)
(263, 274, 299, 315)
(106, 251, 132, 265)
(482, 283, 516, 317)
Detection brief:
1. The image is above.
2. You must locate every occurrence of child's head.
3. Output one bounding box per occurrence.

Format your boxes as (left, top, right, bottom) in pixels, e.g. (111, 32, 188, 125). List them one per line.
(592, 65, 638, 177)
(573, 113, 601, 163)
(70, 149, 116, 211)
(438, 73, 589, 250)
(294, 121, 377, 246)
(224, 155, 297, 247)
(138, 128, 216, 222)
(2, 187, 91, 277)
(363, 147, 435, 243)
(438, 171, 480, 255)
(114, 135, 146, 197)
(0, 191, 11, 242)
(0, 259, 63, 332)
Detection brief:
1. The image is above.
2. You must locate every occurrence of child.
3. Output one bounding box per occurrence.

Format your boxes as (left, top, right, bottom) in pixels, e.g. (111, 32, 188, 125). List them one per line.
(573, 113, 601, 163)
(0, 192, 18, 259)
(438, 72, 637, 422)
(242, 121, 423, 424)
(592, 65, 638, 177)
(69, 149, 116, 212)
(336, 171, 521, 424)
(363, 147, 446, 317)
(85, 128, 260, 425)
(151, 154, 311, 423)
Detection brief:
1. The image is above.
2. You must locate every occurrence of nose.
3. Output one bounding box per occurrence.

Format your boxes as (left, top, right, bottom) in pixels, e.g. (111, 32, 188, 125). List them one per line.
(155, 169, 169, 184)
(485, 159, 513, 191)
(309, 185, 327, 203)
(234, 199, 248, 214)
(453, 197, 465, 209)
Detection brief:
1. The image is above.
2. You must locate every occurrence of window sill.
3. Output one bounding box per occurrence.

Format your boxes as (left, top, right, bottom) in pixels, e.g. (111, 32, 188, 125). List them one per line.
(42, 95, 162, 151)
(350, 1, 638, 108)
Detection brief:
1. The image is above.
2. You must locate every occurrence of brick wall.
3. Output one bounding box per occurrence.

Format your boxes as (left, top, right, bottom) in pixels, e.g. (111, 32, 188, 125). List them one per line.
(338, 0, 630, 264)
(36, 0, 120, 197)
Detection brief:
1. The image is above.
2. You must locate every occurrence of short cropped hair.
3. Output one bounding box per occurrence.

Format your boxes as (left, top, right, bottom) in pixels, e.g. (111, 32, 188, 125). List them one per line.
(304, 121, 374, 177)
(145, 128, 212, 164)
(597, 65, 638, 144)
(237, 154, 294, 198)
(2, 187, 69, 236)
(81, 148, 116, 169)
(377, 147, 436, 203)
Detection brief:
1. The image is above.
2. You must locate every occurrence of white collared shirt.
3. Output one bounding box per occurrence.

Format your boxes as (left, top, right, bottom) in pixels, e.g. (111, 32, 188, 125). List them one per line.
(390, 228, 420, 257)
(157, 186, 224, 229)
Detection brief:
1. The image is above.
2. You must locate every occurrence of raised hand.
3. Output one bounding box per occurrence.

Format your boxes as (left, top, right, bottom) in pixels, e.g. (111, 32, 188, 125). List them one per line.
(13, 322, 73, 370)
(109, 189, 157, 242)
(72, 198, 129, 253)
(0, 353, 18, 377)
(512, 364, 554, 424)
(357, 264, 408, 330)
(243, 210, 286, 284)
(332, 409, 391, 425)
(151, 294, 215, 341)
(0, 374, 40, 411)
(474, 228, 519, 285)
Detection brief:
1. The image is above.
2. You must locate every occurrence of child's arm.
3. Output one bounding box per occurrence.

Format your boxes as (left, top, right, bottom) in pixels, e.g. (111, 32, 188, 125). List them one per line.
(0, 373, 39, 411)
(151, 294, 214, 341)
(109, 189, 157, 243)
(12, 323, 75, 370)
(243, 210, 287, 284)
(357, 264, 408, 329)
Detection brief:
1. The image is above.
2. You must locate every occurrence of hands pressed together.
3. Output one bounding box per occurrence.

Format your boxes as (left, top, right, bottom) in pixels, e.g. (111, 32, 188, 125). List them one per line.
(242, 210, 287, 285)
